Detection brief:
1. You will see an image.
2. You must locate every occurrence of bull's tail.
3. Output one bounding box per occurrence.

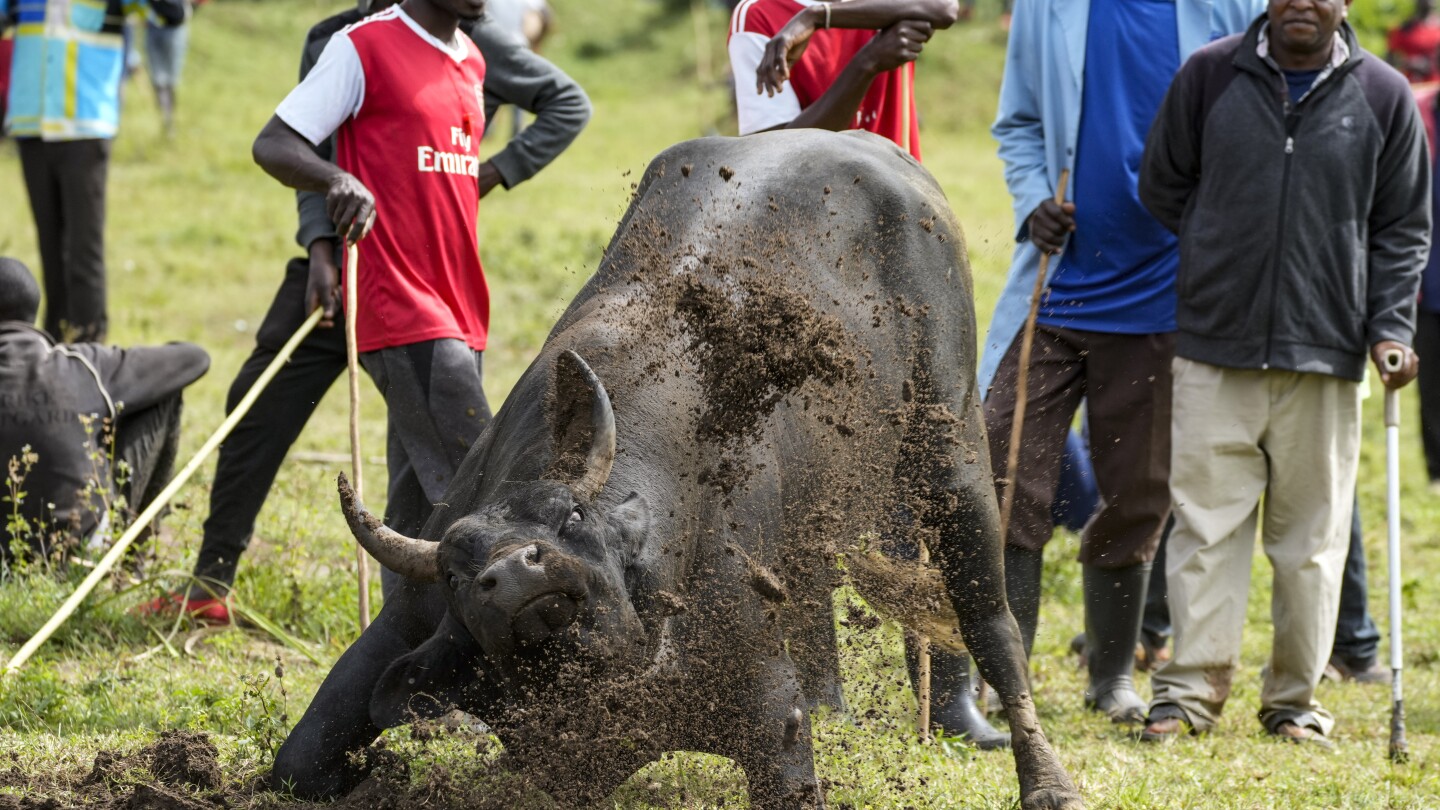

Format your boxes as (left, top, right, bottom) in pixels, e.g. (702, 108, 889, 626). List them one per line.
(842, 551, 966, 654)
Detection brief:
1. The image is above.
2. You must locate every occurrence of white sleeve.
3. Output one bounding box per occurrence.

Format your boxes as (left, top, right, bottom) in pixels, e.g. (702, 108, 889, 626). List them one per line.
(275, 32, 365, 147)
(729, 31, 802, 135)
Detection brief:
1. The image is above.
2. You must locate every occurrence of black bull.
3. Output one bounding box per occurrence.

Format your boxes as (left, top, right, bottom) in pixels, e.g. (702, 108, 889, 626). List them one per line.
(273, 130, 1082, 809)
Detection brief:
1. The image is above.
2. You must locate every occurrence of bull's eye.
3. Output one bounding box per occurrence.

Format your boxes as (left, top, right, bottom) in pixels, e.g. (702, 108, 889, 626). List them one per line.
(449, 574, 460, 590)
(569, 506, 584, 523)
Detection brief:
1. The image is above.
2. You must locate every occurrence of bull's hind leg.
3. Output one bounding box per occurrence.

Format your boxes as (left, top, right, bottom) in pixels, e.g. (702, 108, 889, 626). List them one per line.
(782, 554, 847, 715)
(901, 395, 1083, 810)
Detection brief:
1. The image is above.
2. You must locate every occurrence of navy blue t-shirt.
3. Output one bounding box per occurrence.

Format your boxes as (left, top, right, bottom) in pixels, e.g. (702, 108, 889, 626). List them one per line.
(1038, 0, 1180, 334)
(1284, 68, 1322, 103)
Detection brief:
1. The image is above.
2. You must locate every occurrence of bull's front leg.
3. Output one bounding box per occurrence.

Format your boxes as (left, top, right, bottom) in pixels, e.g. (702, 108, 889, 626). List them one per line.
(271, 581, 446, 799)
(931, 470, 1083, 810)
(721, 654, 825, 810)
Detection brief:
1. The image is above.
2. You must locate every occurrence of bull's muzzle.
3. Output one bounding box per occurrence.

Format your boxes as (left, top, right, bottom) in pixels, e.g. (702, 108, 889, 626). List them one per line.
(477, 543, 583, 645)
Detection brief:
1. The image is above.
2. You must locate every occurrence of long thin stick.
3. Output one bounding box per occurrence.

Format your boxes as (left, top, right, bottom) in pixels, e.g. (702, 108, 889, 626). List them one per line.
(998, 170, 1070, 543)
(899, 64, 913, 155)
(3, 308, 324, 676)
(917, 537, 932, 743)
(1382, 350, 1408, 762)
(346, 242, 372, 633)
(898, 62, 928, 741)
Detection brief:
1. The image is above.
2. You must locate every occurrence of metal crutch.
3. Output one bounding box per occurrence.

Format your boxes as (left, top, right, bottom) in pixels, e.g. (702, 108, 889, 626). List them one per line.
(1382, 349, 1408, 762)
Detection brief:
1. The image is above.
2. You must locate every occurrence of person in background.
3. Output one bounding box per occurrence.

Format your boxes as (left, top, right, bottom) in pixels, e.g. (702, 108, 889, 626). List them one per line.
(139, 0, 590, 624)
(738, 0, 958, 161)
(483, 0, 552, 136)
(1413, 82, 1440, 495)
(983, 0, 1263, 731)
(1, 0, 186, 344)
(1139, 0, 1428, 747)
(744, 0, 1014, 749)
(144, 0, 197, 135)
(0, 26, 12, 135)
(0, 257, 208, 567)
(1388, 0, 1440, 83)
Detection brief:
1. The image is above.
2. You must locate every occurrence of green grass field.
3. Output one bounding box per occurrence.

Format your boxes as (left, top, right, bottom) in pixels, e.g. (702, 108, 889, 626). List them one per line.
(1, 1, 1438, 807)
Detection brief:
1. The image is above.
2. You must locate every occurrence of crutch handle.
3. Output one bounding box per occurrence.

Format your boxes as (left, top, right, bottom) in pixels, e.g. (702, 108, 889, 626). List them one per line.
(1382, 348, 1406, 428)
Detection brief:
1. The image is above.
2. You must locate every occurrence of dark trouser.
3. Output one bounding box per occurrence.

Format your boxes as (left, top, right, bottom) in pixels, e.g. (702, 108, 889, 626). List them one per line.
(1142, 496, 1379, 665)
(1331, 499, 1381, 665)
(18, 138, 112, 343)
(361, 339, 491, 594)
(1416, 310, 1440, 482)
(115, 394, 184, 531)
(1142, 524, 1171, 645)
(194, 258, 348, 590)
(2, 395, 182, 568)
(984, 325, 1173, 567)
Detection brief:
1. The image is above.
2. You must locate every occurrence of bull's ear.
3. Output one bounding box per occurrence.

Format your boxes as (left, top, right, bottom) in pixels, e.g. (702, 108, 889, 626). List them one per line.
(545, 350, 616, 503)
(370, 612, 489, 729)
(611, 492, 656, 597)
(609, 492, 652, 564)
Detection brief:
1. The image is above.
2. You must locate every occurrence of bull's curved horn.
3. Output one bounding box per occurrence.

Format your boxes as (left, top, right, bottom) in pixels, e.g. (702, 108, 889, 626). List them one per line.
(548, 350, 616, 502)
(337, 472, 442, 583)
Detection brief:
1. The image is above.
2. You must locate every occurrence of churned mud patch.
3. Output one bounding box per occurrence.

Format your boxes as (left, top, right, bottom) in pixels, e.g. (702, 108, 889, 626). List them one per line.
(675, 273, 858, 494)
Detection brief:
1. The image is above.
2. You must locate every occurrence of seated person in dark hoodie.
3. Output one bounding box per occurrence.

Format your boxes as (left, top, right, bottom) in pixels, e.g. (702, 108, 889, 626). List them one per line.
(0, 257, 209, 565)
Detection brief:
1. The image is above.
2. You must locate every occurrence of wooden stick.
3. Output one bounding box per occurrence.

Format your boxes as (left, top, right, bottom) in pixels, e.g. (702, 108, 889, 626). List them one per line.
(346, 242, 372, 633)
(899, 63, 913, 155)
(3, 308, 324, 676)
(899, 61, 928, 741)
(917, 537, 932, 743)
(998, 170, 1071, 544)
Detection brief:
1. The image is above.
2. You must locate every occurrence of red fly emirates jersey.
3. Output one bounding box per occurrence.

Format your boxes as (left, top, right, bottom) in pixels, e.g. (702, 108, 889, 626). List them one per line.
(337, 15, 489, 352)
(730, 0, 920, 160)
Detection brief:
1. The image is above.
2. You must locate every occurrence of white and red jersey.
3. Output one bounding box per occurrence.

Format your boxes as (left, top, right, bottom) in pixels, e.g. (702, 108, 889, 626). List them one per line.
(275, 7, 490, 353)
(729, 0, 920, 160)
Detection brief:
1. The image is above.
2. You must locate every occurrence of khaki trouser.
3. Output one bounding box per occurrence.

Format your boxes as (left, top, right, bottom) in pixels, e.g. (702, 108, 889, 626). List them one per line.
(1149, 358, 1360, 735)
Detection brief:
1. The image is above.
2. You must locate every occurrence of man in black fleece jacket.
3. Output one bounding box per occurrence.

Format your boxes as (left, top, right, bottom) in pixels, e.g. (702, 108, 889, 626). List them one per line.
(138, 0, 591, 623)
(1137, 0, 1429, 748)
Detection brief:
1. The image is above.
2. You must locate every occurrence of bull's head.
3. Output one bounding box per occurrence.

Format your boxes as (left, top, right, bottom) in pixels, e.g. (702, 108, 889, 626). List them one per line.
(339, 351, 656, 721)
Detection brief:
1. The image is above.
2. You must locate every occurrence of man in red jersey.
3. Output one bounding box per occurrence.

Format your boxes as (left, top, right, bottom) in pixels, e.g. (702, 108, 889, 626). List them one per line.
(251, 0, 492, 592)
(731, 0, 958, 160)
(729, 0, 1007, 752)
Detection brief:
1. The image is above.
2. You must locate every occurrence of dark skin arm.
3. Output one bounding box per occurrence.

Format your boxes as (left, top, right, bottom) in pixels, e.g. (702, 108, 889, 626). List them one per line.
(305, 238, 340, 329)
(479, 162, 504, 198)
(1028, 198, 1076, 255)
(759, 20, 933, 132)
(756, 0, 957, 96)
(253, 115, 376, 244)
(1372, 341, 1420, 389)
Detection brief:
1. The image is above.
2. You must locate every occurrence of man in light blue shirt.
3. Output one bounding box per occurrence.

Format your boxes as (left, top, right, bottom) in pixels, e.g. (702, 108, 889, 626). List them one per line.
(983, 0, 1263, 725)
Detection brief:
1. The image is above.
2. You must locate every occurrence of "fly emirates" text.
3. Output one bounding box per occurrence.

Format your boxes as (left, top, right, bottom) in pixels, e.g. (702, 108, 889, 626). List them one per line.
(417, 126, 480, 177)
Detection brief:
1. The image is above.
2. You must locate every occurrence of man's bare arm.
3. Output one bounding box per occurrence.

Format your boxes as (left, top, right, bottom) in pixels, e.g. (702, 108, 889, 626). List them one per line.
(253, 115, 375, 244)
(759, 20, 930, 132)
(756, 0, 956, 95)
(817, 0, 960, 29)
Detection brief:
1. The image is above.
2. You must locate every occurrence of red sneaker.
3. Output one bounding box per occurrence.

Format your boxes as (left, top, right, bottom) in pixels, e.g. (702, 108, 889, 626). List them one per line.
(135, 592, 233, 625)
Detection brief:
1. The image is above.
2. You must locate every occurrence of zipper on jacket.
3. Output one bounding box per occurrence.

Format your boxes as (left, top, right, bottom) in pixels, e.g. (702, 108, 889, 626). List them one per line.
(1264, 112, 1301, 369)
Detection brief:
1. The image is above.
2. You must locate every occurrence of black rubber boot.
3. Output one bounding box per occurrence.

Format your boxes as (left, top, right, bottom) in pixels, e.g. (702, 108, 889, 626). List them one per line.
(904, 638, 1009, 750)
(1083, 562, 1151, 725)
(1003, 544, 1044, 659)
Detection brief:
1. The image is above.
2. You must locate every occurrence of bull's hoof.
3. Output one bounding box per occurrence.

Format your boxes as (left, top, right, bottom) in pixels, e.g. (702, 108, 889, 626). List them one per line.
(1021, 787, 1085, 810)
